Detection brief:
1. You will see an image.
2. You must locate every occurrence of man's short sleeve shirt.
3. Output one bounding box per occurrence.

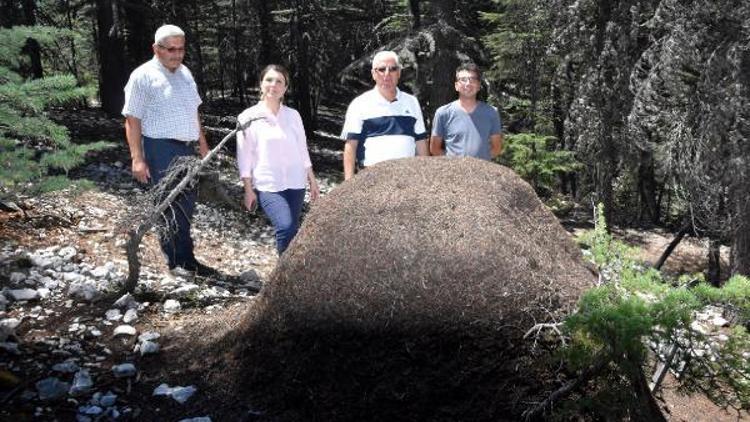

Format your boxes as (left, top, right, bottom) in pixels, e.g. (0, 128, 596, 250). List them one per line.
(122, 57, 202, 142)
(341, 88, 427, 166)
(432, 101, 502, 160)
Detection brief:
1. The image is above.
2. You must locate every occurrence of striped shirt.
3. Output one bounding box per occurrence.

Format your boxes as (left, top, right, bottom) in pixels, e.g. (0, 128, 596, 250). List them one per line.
(341, 88, 427, 166)
(122, 57, 202, 142)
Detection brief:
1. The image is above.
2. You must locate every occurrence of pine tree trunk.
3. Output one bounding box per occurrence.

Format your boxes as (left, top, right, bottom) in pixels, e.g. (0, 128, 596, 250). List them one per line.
(95, 0, 128, 117)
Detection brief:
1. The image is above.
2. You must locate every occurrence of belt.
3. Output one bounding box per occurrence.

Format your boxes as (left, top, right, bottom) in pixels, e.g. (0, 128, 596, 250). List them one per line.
(143, 136, 197, 144)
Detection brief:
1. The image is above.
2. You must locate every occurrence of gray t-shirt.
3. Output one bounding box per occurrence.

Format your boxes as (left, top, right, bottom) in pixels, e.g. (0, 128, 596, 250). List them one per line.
(431, 101, 502, 160)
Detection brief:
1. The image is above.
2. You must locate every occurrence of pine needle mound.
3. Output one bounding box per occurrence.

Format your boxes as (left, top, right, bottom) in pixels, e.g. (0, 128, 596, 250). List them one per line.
(234, 157, 595, 420)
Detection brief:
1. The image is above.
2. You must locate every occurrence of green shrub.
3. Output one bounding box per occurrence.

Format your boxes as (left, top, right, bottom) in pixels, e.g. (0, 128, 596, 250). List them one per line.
(495, 132, 581, 195)
(0, 26, 111, 199)
(565, 204, 750, 410)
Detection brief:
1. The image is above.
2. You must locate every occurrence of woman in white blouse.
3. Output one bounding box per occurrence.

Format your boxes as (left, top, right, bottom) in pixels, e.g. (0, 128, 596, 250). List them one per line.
(236, 64, 320, 254)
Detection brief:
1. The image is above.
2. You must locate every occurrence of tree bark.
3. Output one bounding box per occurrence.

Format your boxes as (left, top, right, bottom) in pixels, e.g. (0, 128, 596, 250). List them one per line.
(730, 47, 750, 277)
(638, 148, 660, 225)
(708, 239, 722, 286)
(95, 0, 129, 116)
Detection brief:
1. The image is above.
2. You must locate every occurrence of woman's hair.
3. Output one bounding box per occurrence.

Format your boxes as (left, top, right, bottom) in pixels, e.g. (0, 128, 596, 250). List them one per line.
(259, 64, 290, 101)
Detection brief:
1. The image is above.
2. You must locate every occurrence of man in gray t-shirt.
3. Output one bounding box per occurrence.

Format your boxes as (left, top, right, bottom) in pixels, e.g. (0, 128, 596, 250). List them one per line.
(430, 63, 503, 160)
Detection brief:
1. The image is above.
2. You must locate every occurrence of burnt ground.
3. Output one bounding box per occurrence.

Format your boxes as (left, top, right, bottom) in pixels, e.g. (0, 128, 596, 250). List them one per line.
(0, 106, 748, 421)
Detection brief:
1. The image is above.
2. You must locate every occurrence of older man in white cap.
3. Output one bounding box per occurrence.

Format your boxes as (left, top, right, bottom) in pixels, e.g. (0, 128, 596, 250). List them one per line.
(122, 24, 213, 276)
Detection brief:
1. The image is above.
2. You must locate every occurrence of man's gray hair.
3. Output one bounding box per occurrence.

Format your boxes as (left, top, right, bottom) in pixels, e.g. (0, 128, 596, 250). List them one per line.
(154, 24, 185, 45)
(372, 51, 400, 69)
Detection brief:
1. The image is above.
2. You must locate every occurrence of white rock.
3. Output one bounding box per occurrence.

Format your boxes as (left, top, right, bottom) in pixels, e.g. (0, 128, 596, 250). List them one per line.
(163, 299, 181, 313)
(63, 272, 84, 283)
(153, 383, 197, 404)
(711, 316, 729, 327)
(690, 320, 709, 335)
(37, 288, 51, 299)
(122, 309, 138, 324)
(139, 340, 160, 356)
(8, 288, 39, 301)
(170, 284, 199, 298)
(90, 266, 110, 279)
(138, 331, 160, 343)
(0, 318, 21, 342)
(113, 293, 139, 310)
(68, 280, 102, 302)
(113, 325, 136, 337)
(58, 246, 77, 260)
(9, 272, 26, 283)
(105, 309, 122, 321)
(69, 369, 94, 395)
(111, 363, 136, 378)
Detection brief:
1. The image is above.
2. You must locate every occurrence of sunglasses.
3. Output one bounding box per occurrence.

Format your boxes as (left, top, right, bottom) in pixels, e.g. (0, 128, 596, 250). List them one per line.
(374, 65, 400, 74)
(158, 44, 185, 53)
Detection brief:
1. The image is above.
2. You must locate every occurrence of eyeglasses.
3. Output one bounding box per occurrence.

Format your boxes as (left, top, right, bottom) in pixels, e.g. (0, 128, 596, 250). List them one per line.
(373, 65, 400, 74)
(457, 76, 480, 83)
(158, 44, 185, 53)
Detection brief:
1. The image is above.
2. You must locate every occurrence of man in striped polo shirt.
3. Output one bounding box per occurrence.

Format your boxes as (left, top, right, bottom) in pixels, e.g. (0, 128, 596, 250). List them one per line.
(341, 51, 429, 181)
(122, 24, 213, 276)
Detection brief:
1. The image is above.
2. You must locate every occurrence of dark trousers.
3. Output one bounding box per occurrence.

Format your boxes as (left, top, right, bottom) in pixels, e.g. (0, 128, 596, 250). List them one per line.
(257, 189, 306, 255)
(142, 136, 198, 269)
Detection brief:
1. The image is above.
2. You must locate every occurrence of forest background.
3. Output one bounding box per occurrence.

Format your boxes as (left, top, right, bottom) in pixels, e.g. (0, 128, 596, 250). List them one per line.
(2, 0, 750, 281)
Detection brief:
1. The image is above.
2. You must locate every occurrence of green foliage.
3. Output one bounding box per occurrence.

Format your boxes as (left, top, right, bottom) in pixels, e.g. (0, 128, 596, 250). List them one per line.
(0, 26, 111, 198)
(497, 132, 581, 195)
(565, 205, 750, 410)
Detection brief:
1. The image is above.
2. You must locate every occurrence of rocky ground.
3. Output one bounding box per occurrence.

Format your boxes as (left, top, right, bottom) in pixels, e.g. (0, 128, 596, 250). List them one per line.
(0, 120, 342, 421)
(0, 108, 748, 421)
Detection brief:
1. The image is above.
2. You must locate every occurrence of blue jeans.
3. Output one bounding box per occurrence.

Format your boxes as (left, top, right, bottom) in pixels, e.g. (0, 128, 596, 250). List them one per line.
(142, 136, 198, 269)
(257, 189, 306, 254)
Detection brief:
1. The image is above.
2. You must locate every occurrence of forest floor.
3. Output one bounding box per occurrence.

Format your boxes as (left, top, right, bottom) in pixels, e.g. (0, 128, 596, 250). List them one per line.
(0, 107, 747, 421)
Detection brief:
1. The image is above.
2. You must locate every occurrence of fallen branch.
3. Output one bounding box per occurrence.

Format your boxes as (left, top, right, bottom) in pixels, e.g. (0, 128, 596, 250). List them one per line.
(523, 349, 610, 420)
(121, 117, 261, 294)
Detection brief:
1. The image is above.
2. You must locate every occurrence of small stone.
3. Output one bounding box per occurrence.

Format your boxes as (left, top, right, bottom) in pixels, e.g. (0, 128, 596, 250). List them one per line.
(0, 342, 20, 354)
(113, 293, 139, 310)
(90, 266, 110, 279)
(0, 318, 20, 342)
(52, 361, 79, 374)
(112, 363, 136, 378)
(78, 405, 103, 415)
(105, 309, 122, 321)
(69, 369, 94, 395)
(37, 288, 51, 299)
(68, 280, 102, 302)
(690, 320, 709, 335)
(138, 331, 160, 343)
(153, 383, 197, 404)
(99, 392, 117, 407)
(163, 299, 181, 313)
(9, 272, 26, 284)
(7, 288, 39, 301)
(170, 284, 199, 298)
(711, 316, 729, 327)
(113, 325, 136, 337)
(0, 295, 7, 311)
(58, 246, 77, 260)
(179, 418, 212, 422)
(36, 377, 70, 401)
(139, 340, 160, 356)
(123, 309, 138, 324)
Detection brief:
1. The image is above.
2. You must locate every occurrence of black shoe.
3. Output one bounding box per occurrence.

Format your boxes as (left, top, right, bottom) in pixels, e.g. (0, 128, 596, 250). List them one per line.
(193, 262, 220, 278)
